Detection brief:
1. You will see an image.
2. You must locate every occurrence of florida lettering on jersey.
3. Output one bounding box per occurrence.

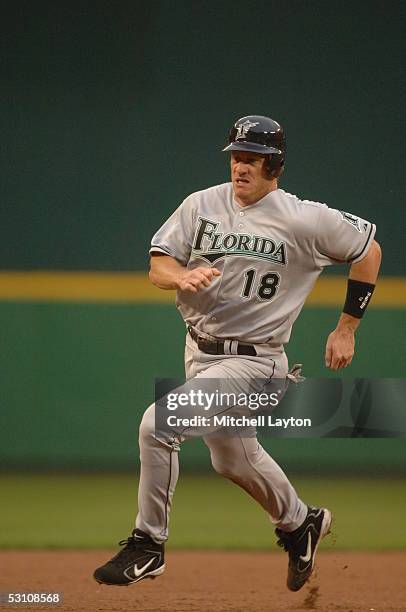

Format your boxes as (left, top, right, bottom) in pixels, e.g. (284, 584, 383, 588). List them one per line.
(192, 217, 287, 265)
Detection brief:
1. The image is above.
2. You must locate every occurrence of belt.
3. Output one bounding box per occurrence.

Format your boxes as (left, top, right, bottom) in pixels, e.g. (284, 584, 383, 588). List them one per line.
(188, 326, 257, 357)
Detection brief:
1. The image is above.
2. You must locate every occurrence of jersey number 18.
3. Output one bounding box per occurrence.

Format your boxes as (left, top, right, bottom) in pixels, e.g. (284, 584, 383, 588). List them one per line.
(241, 269, 281, 301)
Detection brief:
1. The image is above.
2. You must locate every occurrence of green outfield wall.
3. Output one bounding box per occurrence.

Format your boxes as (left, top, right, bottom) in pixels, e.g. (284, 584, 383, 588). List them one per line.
(1, 301, 405, 473)
(1, 0, 405, 274)
(1, 2, 405, 473)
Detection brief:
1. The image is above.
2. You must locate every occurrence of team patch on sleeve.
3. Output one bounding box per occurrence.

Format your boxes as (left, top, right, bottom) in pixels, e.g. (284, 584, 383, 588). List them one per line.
(339, 211, 363, 233)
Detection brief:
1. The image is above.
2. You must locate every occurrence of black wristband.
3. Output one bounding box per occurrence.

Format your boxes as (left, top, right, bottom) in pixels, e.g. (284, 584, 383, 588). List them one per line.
(343, 279, 375, 319)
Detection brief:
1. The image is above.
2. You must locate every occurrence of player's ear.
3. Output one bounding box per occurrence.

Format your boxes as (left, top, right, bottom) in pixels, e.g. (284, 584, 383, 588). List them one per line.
(273, 165, 284, 178)
(261, 158, 270, 178)
(266, 157, 284, 179)
(262, 158, 278, 179)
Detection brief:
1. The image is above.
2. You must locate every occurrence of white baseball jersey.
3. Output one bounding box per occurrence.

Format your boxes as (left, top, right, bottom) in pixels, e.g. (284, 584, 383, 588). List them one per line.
(150, 183, 376, 345)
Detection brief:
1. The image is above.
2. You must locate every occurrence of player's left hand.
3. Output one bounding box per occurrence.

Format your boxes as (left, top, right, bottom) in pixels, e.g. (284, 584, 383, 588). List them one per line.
(324, 328, 355, 370)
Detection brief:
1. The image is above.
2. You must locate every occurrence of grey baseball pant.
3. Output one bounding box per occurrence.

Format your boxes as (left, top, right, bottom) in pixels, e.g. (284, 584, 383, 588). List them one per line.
(135, 332, 307, 543)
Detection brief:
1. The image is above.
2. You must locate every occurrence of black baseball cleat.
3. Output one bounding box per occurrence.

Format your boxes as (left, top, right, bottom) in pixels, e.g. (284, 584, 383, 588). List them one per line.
(93, 528, 165, 586)
(275, 506, 332, 592)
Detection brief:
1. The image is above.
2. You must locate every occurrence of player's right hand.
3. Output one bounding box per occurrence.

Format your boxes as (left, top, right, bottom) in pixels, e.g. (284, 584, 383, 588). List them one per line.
(177, 267, 221, 293)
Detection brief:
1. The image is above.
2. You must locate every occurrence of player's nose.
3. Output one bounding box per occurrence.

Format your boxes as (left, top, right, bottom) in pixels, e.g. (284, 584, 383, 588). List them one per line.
(235, 163, 248, 175)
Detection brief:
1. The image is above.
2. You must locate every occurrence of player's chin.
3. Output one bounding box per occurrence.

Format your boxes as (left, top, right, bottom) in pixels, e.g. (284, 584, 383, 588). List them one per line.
(233, 181, 251, 194)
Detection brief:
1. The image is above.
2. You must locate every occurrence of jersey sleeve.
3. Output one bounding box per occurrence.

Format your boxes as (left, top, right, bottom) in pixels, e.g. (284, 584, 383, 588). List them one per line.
(313, 205, 376, 267)
(149, 195, 195, 265)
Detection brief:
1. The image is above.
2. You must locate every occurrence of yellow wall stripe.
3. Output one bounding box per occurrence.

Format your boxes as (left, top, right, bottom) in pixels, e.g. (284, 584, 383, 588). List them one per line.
(0, 271, 405, 306)
(0, 271, 172, 303)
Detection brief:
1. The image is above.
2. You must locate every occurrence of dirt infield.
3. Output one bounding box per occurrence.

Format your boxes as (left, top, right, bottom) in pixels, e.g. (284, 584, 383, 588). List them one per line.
(0, 550, 405, 611)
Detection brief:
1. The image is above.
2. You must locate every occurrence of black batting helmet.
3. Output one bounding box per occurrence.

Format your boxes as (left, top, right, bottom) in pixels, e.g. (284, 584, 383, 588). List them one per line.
(223, 115, 286, 178)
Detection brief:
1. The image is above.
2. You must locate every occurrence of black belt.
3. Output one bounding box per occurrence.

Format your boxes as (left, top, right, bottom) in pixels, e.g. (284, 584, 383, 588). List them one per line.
(188, 326, 257, 356)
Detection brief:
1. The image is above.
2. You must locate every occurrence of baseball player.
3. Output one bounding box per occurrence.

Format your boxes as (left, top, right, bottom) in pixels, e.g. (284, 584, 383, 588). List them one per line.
(94, 115, 382, 592)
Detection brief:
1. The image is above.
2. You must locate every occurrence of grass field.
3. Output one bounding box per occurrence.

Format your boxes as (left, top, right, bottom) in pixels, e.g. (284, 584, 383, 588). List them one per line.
(1, 474, 404, 550)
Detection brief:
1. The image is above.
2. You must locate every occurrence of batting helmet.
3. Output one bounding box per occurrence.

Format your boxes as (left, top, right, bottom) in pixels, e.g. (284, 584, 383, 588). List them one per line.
(223, 115, 286, 178)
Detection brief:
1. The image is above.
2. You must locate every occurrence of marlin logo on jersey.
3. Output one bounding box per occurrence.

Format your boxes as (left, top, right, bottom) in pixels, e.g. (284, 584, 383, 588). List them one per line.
(340, 211, 362, 233)
(192, 217, 287, 265)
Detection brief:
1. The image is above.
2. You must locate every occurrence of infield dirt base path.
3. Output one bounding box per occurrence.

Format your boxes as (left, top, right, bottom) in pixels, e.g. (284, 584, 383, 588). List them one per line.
(0, 551, 404, 612)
